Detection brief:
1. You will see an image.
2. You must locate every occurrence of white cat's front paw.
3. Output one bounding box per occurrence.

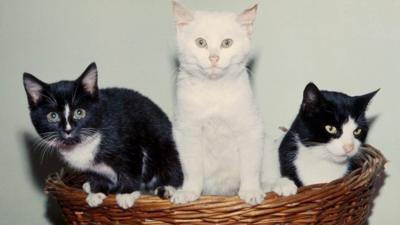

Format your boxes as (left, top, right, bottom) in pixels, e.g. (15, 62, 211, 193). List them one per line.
(272, 177, 298, 196)
(86, 192, 106, 207)
(238, 189, 265, 205)
(171, 190, 200, 204)
(82, 182, 91, 194)
(116, 192, 141, 209)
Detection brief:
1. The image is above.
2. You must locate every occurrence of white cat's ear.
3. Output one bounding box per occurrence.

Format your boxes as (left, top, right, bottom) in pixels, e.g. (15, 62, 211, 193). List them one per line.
(78, 62, 98, 97)
(172, 0, 193, 29)
(23, 73, 47, 106)
(238, 4, 258, 35)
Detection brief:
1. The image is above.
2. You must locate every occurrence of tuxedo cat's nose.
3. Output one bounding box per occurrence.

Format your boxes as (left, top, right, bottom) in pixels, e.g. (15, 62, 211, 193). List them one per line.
(343, 143, 354, 153)
(209, 55, 219, 65)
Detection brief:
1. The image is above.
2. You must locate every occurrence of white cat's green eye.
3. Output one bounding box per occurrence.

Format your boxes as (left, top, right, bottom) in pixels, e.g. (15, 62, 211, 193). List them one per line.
(353, 128, 362, 136)
(195, 38, 207, 48)
(73, 109, 86, 120)
(221, 39, 233, 48)
(325, 125, 337, 134)
(47, 112, 60, 123)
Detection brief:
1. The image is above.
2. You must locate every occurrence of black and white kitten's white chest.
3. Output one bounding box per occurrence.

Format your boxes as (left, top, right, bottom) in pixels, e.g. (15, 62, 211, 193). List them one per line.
(60, 133, 119, 184)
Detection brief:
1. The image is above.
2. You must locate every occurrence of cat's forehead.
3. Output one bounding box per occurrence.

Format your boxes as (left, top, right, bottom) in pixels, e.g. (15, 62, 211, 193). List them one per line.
(321, 91, 363, 122)
(46, 80, 78, 105)
(188, 11, 244, 38)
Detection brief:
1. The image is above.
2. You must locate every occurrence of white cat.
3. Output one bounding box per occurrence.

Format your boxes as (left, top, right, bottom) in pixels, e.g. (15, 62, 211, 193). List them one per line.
(170, 1, 265, 205)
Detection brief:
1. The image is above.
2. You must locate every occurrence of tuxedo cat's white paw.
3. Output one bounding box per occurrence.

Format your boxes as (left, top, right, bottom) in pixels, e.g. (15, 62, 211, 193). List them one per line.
(82, 182, 91, 194)
(86, 192, 106, 207)
(155, 186, 176, 199)
(238, 189, 265, 205)
(116, 192, 141, 209)
(272, 177, 298, 196)
(171, 190, 200, 204)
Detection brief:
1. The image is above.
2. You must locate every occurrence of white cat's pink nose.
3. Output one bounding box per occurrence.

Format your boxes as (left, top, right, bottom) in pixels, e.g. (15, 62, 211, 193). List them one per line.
(343, 143, 354, 153)
(209, 55, 219, 65)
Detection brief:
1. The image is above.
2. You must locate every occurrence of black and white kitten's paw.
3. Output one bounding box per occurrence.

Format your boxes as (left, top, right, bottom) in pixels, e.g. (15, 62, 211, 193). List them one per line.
(238, 189, 266, 205)
(155, 186, 176, 199)
(272, 177, 298, 196)
(86, 192, 106, 207)
(171, 189, 200, 204)
(116, 192, 141, 209)
(82, 182, 91, 194)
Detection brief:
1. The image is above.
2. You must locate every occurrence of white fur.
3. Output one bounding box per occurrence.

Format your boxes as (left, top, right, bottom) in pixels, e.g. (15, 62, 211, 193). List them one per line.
(86, 192, 106, 207)
(272, 177, 298, 196)
(64, 104, 72, 132)
(294, 117, 361, 186)
(116, 192, 140, 209)
(171, 3, 264, 205)
(60, 134, 118, 184)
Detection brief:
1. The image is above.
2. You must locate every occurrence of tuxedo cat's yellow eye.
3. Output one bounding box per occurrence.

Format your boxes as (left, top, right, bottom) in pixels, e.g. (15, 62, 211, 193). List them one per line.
(353, 128, 362, 136)
(221, 39, 233, 48)
(73, 109, 86, 120)
(325, 125, 337, 134)
(195, 38, 207, 48)
(47, 112, 60, 123)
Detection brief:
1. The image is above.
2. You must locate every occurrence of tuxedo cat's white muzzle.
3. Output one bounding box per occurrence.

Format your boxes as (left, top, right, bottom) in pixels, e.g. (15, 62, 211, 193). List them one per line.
(343, 143, 354, 154)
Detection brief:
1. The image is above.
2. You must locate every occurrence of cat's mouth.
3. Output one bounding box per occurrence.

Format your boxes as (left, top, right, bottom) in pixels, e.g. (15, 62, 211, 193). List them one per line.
(204, 66, 224, 79)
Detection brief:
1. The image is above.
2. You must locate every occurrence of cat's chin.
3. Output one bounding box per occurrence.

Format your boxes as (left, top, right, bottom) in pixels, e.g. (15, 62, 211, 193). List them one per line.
(328, 154, 349, 163)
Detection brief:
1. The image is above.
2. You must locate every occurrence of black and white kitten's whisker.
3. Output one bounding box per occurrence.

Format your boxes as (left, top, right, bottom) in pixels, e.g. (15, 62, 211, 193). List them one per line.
(23, 62, 183, 209)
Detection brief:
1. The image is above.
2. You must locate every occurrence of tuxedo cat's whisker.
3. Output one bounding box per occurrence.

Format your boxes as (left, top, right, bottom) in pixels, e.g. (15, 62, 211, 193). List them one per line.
(268, 82, 378, 189)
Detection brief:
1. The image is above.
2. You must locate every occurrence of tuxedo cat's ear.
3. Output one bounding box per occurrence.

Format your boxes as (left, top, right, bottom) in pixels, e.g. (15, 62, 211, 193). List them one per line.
(354, 89, 379, 112)
(237, 4, 258, 35)
(23, 73, 47, 106)
(172, 1, 193, 29)
(77, 62, 98, 97)
(301, 82, 324, 113)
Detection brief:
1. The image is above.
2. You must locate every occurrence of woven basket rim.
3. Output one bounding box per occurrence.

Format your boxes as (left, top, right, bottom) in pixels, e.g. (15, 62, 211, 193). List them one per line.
(45, 144, 386, 209)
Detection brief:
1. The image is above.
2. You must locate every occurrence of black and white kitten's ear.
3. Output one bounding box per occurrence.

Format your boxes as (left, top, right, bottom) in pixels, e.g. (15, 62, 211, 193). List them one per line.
(172, 1, 193, 29)
(301, 82, 324, 113)
(237, 4, 258, 36)
(354, 89, 379, 112)
(77, 62, 98, 97)
(23, 73, 47, 106)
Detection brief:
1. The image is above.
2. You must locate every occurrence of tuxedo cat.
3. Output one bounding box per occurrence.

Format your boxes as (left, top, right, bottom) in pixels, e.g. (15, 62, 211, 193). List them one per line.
(265, 82, 378, 194)
(23, 63, 183, 209)
(171, 1, 265, 205)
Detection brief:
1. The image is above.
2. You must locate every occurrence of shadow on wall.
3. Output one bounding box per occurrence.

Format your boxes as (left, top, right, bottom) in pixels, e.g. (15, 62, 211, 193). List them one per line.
(21, 132, 66, 225)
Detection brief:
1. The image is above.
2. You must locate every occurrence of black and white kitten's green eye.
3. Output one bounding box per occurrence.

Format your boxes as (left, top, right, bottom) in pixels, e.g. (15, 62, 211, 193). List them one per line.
(353, 128, 362, 136)
(47, 112, 60, 123)
(73, 108, 86, 120)
(221, 39, 233, 48)
(195, 38, 207, 48)
(325, 125, 337, 134)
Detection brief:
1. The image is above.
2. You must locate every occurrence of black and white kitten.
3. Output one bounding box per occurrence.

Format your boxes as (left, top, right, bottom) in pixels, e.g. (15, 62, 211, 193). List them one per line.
(23, 63, 183, 209)
(264, 82, 378, 194)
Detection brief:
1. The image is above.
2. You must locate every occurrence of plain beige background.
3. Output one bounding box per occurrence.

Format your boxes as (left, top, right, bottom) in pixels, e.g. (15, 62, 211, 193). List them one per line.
(1, 0, 399, 224)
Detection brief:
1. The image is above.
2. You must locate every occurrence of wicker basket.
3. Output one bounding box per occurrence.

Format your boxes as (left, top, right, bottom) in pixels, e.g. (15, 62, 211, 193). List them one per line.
(45, 145, 386, 225)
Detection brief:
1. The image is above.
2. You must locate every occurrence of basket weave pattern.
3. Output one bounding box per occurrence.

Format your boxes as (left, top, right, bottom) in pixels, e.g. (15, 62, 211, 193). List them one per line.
(45, 145, 386, 225)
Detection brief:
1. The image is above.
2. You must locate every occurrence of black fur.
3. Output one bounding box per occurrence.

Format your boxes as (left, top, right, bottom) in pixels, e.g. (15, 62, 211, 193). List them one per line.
(23, 62, 183, 197)
(279, 82, 378, 187)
